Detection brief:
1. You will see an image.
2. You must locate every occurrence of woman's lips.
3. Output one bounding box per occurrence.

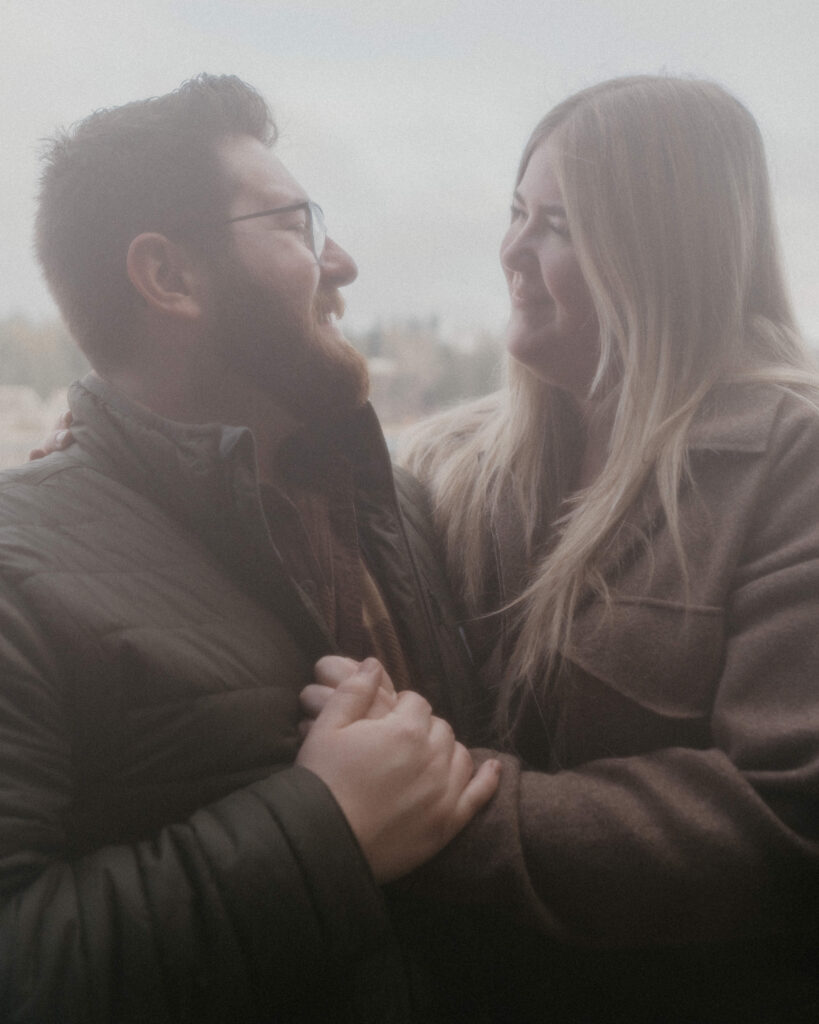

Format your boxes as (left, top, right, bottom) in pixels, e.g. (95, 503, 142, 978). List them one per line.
(510, 286, 552, 308)
(509, 272, 551, 308)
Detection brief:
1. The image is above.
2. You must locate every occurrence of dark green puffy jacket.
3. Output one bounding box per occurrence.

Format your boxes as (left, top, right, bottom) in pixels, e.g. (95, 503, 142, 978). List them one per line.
(0, 375, 475, 1024)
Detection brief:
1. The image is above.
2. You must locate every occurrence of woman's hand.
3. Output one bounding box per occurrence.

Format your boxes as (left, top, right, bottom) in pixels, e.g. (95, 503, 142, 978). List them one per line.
(29, 411, 74, 460)
(300, 656, 397, 736)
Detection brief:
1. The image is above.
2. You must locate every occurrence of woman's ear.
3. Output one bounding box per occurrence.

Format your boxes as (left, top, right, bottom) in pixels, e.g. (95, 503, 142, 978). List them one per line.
(126, 233, 208, 321)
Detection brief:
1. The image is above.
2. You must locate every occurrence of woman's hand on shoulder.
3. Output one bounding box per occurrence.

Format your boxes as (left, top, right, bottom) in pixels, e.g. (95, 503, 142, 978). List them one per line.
(29, 411, 74, 460)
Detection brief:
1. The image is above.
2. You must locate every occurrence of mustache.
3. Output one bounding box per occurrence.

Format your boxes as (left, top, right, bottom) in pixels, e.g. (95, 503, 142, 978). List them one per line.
(314, 290, 345, 320)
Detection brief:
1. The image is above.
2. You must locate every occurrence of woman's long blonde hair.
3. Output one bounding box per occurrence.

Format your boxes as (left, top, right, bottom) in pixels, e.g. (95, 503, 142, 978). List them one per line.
(401, 76, 818, 738)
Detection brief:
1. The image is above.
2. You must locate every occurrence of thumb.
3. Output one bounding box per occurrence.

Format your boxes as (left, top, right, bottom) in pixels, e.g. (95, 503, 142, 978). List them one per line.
(454, 758, 502, 827)
(315, 661, 382, 729)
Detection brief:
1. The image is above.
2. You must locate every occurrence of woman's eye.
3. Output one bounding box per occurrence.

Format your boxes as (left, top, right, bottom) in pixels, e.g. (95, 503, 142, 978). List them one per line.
(546, 218, 570, 240)
(510, 205, 525, 223)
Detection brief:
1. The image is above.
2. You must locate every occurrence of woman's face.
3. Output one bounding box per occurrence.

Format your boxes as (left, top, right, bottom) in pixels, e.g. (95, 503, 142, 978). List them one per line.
(500, 139, 599, 400)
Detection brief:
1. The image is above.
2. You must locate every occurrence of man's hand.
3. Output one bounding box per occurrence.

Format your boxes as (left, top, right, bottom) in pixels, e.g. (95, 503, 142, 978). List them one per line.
(297, 659, 500, 883)
(29, 410, 74, 460)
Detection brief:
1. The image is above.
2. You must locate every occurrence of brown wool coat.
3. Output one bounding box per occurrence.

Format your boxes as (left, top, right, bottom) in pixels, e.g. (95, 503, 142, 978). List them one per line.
(398, 383, 819, 1022)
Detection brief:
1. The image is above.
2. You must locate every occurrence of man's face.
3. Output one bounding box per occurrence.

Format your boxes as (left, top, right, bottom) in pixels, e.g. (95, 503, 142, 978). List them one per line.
(207, 135, 368, 420)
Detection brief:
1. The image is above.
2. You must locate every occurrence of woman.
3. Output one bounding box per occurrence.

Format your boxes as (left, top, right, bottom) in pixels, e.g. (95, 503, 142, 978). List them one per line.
(323, 76, 819, 1022)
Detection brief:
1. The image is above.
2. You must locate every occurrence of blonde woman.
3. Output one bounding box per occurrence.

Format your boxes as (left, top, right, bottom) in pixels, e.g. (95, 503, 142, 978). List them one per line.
(315, 77, 819, 1022)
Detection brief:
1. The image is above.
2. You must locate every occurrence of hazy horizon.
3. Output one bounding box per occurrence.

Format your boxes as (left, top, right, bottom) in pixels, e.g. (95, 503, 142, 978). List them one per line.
(2, 1, 817, 341)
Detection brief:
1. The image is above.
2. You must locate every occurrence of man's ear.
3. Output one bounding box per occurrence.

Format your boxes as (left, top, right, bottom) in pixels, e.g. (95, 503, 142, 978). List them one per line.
(126, 233, 208, 320)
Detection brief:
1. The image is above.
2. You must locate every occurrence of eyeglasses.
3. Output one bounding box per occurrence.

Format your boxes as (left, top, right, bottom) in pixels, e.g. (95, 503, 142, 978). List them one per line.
(225, 200, 327, 264)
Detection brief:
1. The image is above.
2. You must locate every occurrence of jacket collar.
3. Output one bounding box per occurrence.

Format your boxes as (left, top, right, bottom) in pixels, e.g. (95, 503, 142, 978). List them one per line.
(68, 374, 391, 658)
(69, 373, 256, 546)
(593, 382, 783, 593)
(685, 382, 782, 452)
(69, 373, 391, 521)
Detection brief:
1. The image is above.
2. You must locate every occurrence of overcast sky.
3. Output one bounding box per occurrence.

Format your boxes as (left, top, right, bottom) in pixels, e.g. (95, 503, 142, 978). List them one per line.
(2, 0, 817, 342)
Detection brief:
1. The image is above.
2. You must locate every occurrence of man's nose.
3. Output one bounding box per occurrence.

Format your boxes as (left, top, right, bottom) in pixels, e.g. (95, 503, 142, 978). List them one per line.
(320, 237, 358, 286)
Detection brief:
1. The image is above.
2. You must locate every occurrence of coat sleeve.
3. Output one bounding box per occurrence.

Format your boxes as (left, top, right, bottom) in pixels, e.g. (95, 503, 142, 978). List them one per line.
(0, 584, 393, 1024)
(403, 398, 819, 948)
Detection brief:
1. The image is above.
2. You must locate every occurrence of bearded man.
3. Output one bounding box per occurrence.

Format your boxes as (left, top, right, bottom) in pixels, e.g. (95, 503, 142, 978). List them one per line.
(0, 74, 498, 1024)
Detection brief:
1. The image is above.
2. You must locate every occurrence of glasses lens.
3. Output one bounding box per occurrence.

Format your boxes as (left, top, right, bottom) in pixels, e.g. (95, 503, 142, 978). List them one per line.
(309, 202, 326, 262)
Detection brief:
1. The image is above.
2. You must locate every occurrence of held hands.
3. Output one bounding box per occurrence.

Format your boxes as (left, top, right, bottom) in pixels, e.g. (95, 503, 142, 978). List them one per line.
(32, 415, 500, 878)
(297, 657, 500, 884)
(300, 655, 395, 733)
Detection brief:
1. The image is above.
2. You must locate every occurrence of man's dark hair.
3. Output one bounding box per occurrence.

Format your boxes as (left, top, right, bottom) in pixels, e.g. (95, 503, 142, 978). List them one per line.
(35, 74, 277, 370)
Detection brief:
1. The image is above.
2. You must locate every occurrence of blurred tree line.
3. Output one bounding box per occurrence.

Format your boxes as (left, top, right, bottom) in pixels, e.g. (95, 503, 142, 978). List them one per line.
(0, 316, 89, 398)
(356, 316, 502, 425)
(0, 313, 501, 419)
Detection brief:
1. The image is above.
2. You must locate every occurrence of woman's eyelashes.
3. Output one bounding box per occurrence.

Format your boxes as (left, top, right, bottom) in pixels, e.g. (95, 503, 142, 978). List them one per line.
(509, 203, 570, 240)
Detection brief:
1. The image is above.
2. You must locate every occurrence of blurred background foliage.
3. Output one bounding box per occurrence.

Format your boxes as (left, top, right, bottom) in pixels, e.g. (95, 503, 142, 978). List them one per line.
(0, 316, 89, 398)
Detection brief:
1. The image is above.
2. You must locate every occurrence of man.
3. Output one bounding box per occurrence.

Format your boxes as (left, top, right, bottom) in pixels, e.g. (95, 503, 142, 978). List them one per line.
(0, 74, 498, 1023)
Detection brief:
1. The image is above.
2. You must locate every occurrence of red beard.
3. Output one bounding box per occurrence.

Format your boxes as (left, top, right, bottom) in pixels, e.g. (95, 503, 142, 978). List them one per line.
(209, 264, 369, 422)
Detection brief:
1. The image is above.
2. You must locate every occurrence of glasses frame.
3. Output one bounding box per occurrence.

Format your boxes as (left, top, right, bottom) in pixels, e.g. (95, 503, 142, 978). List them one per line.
(225, 200, 326, 264)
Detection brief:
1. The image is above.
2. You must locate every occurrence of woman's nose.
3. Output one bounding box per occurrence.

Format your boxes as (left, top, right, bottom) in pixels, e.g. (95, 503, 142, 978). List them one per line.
(500, 224, 536, 276)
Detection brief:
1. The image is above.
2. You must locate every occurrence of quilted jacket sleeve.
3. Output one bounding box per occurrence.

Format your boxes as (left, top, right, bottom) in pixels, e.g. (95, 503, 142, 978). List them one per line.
(404, 395, 819, 948)
(0, 584, 393, 1024)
